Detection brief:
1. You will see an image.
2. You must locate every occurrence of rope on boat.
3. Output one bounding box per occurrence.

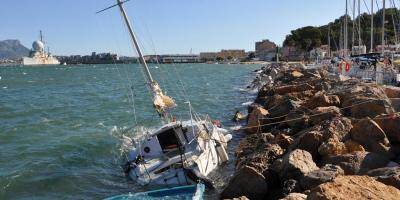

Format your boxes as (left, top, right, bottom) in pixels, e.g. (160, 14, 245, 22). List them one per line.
(239, 98, 400, 131)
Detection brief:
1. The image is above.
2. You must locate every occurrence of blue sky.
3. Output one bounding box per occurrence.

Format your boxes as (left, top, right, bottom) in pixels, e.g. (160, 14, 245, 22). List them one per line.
(0, 0, 351, 56)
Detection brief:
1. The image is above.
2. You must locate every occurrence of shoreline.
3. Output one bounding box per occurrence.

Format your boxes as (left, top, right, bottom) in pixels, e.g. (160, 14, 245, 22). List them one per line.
(220, 63, 400, 199)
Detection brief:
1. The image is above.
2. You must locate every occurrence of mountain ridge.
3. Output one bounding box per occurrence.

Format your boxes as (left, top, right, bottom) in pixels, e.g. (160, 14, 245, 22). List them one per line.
(0, 39, 30, 59)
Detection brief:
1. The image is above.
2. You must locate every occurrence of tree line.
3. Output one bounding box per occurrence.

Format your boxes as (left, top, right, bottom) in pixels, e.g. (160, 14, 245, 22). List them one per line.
(283, 8, 400, 52)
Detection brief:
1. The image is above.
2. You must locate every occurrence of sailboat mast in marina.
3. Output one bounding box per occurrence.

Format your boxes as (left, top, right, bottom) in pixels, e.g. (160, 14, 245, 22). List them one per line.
(96, 0, 232, 187)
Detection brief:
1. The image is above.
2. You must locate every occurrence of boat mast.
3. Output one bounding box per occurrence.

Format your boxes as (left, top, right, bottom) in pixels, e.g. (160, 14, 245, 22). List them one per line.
(116, 0, 154, 84)
(382, 0, 386, 54)
(352, 0, 356, 49)
(345, 0, 349, 56)
(328, 24, 331, 57)
(111, 0, 175, 120)
(371, 0, 374, 52)
(358, 0, 361, 46)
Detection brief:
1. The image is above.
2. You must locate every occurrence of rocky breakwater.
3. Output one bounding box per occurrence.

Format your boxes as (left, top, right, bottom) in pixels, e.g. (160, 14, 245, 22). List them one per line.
(221, 63, 400, 200)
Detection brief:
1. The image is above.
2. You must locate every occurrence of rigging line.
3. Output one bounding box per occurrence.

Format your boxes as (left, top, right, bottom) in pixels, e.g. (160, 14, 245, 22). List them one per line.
(131, 18, 185, 109)
(242, 99, 390, 130)
(118, 11, 163, 122)
(108, 15, 140, 126)
(363, 0, 371, 14)
(141, 22, 188, 105)
(95, 13, 139, 127)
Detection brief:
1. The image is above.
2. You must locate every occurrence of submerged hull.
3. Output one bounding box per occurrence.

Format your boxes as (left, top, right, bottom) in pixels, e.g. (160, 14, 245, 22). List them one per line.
(22, 57, 60, 65)
(124, 120, 231, 187)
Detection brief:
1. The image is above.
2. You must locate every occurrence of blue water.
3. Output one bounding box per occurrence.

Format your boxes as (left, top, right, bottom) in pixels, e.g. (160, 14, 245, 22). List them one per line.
(0, 63, 259, 199)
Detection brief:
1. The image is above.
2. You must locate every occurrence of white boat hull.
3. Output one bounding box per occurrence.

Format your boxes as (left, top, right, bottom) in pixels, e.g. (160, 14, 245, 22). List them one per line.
(22, 57, 60, 65)
(124, 120, 231, 187)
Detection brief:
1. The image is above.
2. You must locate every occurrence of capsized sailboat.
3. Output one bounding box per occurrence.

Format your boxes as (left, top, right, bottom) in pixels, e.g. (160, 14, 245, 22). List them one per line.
(97, 0, 232, 187)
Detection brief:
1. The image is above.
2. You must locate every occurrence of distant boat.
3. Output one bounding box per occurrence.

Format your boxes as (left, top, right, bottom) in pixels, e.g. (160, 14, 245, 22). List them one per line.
(22, 31, 60, 66)
(97, 0, 232, 187)
(104, 184, 205, 200)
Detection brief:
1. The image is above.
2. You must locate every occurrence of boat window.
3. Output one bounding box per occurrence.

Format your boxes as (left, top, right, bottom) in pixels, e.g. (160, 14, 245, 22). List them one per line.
(157, 128, 180, 152)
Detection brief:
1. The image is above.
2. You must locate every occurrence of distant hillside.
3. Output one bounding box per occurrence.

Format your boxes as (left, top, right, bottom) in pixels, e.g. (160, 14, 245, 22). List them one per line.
(0, 40, 30, 59)
(283, 8, 400, 52)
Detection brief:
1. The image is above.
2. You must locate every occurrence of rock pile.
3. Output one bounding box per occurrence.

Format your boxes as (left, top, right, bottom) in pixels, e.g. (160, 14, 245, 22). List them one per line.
(221, 63, 400, 200)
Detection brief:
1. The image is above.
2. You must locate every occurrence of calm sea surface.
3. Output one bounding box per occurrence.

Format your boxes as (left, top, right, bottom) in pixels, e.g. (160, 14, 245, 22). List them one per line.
(0, 63, 260, 199)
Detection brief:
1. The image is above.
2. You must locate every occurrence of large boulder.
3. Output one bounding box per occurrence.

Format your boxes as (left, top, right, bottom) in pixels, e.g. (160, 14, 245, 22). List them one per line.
(221, 166, 268, 200)
(374, 113, 400, 144)
(309, 106, 341, 125)
(350, 118, 391, 158)
(274, 83, 315, 95)
(318, 138, 365, 157)
(246, 105, 269, 134)
(289, 128, 324, 158)
(299, 164, 344, 190)
(307, 175, 400, 200)
(235, 133, 282, 171)
(384, 86, 400, 98)
(366, 167, 400, 190)
(285, 108, 310, 131)
(289, 117, 352, 158)
(318, 138, 347, 156)
(303, 93, 340, 110)
(390, 98, 400, 112)
(319, 117, 352, 142)
(268, 96, 301, 119)
(342, 97, 394, 118)
(280, 149, 319, 180)
(323, 151, 390, 175)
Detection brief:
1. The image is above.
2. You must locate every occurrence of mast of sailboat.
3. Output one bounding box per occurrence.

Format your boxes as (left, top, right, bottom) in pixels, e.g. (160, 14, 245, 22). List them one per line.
(116, 0, 154, 83)
(96, 0, 176, 120)
(345, 0, 349, 56)
(328, 24, 331, 58)
(352, 0, 356, 49)
(371, 0, 374, 52)
(382, 0, 386, 54)
(358, 0, 361, 46)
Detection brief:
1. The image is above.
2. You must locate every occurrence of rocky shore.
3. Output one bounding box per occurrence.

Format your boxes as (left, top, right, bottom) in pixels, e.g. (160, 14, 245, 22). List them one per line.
(221, 63, 400, 200)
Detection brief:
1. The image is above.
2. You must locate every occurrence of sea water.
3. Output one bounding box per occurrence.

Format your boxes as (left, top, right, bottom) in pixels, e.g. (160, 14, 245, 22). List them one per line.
(0, 63, 260, 199)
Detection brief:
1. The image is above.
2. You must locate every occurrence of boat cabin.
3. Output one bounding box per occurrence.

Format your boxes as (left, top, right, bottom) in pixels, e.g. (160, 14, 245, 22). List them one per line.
(137, 122, 198, 158)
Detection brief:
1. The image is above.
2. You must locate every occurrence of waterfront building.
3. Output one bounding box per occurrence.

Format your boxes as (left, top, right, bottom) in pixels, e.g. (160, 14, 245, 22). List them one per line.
(255, 39, 277, 61)
(200, 52, 218, 62)
(217, 49, 246, 60)
(160, 54, 200, 63)
(58, 52, 121, 64)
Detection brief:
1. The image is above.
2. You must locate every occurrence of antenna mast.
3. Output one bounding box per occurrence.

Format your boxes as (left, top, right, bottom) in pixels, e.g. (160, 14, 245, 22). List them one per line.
(40, 30, 43, 42)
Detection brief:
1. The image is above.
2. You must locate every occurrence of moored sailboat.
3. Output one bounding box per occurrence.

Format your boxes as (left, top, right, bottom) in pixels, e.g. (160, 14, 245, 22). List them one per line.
(97, 0, 232, 187)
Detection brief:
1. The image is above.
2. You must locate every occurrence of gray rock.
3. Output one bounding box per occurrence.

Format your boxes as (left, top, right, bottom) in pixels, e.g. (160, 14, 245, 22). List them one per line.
(350, 118, 392, 158)
(282, 179, 301, 195)
(280, 149, 319, 180)
(221, 166, 268, 200)
(299, 164, 344, 190)
(366, 167, 400, 190)
(323, 151, 390, 175)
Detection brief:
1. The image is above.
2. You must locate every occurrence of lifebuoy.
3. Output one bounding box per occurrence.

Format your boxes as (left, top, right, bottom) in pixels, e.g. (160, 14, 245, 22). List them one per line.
(345, 62, 351, 72)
